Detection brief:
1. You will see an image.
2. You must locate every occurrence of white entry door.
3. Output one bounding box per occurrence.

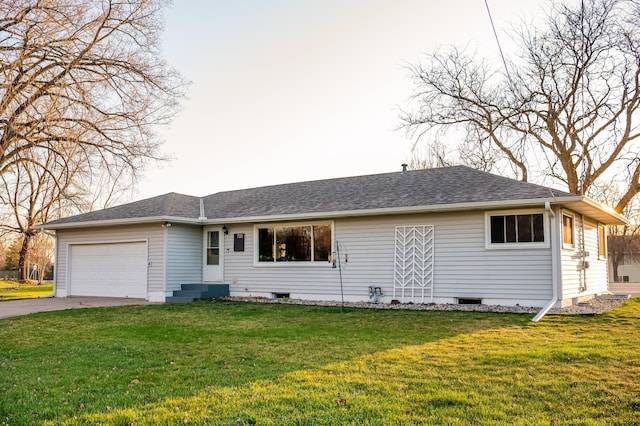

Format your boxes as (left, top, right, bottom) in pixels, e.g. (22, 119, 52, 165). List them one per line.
(203, 227, 224, 282)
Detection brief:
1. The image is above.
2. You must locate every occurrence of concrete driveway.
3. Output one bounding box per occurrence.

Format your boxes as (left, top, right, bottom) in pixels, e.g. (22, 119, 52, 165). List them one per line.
(609, 282, 640, 297)
(0, 297, 152, 320)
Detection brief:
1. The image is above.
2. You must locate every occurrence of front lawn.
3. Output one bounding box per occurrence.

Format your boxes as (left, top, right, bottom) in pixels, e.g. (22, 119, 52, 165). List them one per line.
(0, 300, 639, 425)
(0, 280, 53, 301)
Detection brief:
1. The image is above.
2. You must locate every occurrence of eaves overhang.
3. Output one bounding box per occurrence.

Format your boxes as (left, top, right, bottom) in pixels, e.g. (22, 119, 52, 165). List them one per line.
(558, 196, 628, 225)
(36, 215, 202, 230)
(202, 196, 627, 225)
(38, 194, 627, 230)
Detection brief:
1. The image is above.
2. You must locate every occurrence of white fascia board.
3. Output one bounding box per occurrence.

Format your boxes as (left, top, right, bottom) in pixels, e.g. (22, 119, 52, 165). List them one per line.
(39, 194, 626, 229)
(37, 216, 202, 230)
(203, 197, 579, 225)
(577, 197, 628, 225)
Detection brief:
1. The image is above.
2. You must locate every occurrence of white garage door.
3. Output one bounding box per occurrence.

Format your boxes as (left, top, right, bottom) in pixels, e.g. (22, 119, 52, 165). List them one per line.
(69, 242, 148, 298)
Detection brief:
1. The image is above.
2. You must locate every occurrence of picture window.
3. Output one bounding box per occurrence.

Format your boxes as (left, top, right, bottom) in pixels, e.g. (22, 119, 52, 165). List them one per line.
(257, 223, 332, 263)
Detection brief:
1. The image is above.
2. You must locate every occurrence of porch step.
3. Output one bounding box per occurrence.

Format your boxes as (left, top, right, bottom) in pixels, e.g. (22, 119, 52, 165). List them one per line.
(166, 296, 197, 304)
(166, 283, 230, 304)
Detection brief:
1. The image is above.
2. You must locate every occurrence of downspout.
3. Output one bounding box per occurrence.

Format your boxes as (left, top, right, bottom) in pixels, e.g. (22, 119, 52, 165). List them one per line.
(162, 222, 169, 302)
(41, 229, 57, 298)
(532, 202, 560, 322)
(580, 213, 587, 292)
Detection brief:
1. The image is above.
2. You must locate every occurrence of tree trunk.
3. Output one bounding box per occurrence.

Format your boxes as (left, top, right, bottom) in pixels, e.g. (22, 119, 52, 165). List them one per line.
(611, 254, 621, 283)
(17, 234, 31, 282)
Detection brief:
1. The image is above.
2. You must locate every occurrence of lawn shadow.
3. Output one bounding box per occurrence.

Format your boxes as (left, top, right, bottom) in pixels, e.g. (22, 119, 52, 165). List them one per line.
(7, 299, 635, 424)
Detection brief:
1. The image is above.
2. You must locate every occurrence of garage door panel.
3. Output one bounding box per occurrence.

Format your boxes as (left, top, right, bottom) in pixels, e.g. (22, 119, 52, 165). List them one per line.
(70, 242, 148, 298)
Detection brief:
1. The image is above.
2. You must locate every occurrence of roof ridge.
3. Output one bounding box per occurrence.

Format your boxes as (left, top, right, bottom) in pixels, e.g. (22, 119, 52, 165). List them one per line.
(204, 165, 467, 198)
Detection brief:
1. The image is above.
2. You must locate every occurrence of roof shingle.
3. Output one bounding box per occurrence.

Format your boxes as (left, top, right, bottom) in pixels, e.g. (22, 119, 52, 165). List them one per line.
(46, 166, 575, 226)
(201, 166, 572, 218)
(45, 192, 201, 225)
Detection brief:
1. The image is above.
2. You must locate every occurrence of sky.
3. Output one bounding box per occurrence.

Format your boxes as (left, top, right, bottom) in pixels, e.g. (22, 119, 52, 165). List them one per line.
(134, 0, 549, 201)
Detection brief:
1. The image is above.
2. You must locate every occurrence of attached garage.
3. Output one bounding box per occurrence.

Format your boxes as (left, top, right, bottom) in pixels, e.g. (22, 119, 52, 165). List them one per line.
(68, 241, 148, 298)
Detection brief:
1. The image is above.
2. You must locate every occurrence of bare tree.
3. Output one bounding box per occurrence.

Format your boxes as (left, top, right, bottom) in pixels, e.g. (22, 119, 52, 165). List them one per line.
(0, 148, 80, 280)
(0, 238, 7, 270)
(0, 0, 185, 278)
(608, 224, 640, 282)
(26, 231, 53, 283)
(405, 139, 454, 170)
(402, 0, 640, 213)
(0, 0, 186, 182)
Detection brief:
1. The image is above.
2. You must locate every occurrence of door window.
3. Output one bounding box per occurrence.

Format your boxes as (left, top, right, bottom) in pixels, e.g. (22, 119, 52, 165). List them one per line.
(207, 231, 220, 265)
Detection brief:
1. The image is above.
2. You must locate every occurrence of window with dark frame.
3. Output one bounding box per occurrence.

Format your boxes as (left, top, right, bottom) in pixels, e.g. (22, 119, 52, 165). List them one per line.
(490, 213, 545, 244)
(257, 223, 331, 263)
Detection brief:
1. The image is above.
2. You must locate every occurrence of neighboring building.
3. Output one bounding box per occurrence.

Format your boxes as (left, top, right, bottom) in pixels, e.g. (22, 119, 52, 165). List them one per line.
(42, 166, 626, 309)
(609, 241, 640, 283)
(610, 256, 640, 282)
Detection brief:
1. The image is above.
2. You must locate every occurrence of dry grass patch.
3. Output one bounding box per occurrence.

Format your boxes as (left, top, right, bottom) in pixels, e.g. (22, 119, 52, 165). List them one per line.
(0, 280, 52, 301)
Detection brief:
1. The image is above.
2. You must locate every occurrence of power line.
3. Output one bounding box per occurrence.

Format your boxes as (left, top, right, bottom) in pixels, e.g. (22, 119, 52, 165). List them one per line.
(484, 0, 515, 92)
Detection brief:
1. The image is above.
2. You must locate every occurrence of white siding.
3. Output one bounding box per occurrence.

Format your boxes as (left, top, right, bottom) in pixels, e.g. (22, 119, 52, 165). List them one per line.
(560, 211, 608, 300)
(166, 224, 202, 292)
(224, 211, 555, 307)
(55, 224, 164, 299)
(611, 261, 640, 282)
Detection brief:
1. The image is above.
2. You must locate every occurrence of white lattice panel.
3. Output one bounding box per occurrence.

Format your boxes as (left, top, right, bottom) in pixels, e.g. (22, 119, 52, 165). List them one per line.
(393, 225, 434, 303)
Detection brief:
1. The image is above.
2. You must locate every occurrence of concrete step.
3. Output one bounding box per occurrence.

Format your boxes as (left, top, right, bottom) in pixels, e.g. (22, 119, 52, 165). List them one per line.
(201, 284, 230, 298)
(166, 296, 196, 304)
(172, 289, 206, 298)
(167, 284, 230, 304)
(180, 284, 213, 291)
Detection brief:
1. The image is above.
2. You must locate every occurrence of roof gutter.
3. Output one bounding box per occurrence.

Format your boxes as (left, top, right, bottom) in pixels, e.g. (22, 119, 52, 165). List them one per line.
(36, 215, 204, 230)
(37, 194, 627, 230)
(202, 197, 585, 225)
(532, 201, 560, 322)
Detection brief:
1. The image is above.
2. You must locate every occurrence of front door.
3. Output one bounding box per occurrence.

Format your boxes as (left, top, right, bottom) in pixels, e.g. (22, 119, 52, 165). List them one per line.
(203, 227, 224, 282)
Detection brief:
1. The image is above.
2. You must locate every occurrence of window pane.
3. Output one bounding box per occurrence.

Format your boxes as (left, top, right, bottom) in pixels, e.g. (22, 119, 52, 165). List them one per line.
(208, 231, 219, 248)
(533, 214, 544, 242)
(517, 215, 533, 242)
(276, 226, 311, 261)
(207, 248, 219, 265)
(598, 226, 606, 257)
(313, 224, 331, 261)
(490, 216, 505, 243)
(505, 215, 517, 242)
(258, 228, 274, 262)
(563, 215, 574, 245)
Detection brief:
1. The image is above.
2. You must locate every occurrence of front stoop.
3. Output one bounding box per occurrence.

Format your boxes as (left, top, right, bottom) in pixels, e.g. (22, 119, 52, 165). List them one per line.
(166, 283, 230, 304)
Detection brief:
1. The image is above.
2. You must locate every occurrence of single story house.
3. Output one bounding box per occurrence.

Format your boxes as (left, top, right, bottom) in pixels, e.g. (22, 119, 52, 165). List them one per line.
(42, 165, 627, 313)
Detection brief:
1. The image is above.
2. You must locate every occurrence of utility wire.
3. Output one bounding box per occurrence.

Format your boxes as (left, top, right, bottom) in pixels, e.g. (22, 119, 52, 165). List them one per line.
(484, 0, 515, 92)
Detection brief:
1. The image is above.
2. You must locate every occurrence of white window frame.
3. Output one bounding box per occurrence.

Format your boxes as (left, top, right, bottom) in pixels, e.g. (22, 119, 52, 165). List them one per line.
(562, 211, 576, 249)
(484, 209, 550, 250)
(253, 220, 334, 267)
(597, 224, 606, 259)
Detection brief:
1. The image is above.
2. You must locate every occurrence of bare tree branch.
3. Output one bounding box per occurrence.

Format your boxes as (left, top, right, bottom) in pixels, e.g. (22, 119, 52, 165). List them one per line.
(402, 0, 640, 213)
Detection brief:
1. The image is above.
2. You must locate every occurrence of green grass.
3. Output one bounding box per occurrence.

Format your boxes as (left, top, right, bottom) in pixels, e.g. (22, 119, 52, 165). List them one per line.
(0, 300, 639, 425)
(0, 280, 53, 301)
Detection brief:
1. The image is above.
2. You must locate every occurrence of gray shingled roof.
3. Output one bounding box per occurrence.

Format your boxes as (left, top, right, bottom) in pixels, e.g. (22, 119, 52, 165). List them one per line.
(45, 192, 201, 225)
(202, 165, 571, 218)
(46, 166, 575, 226)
